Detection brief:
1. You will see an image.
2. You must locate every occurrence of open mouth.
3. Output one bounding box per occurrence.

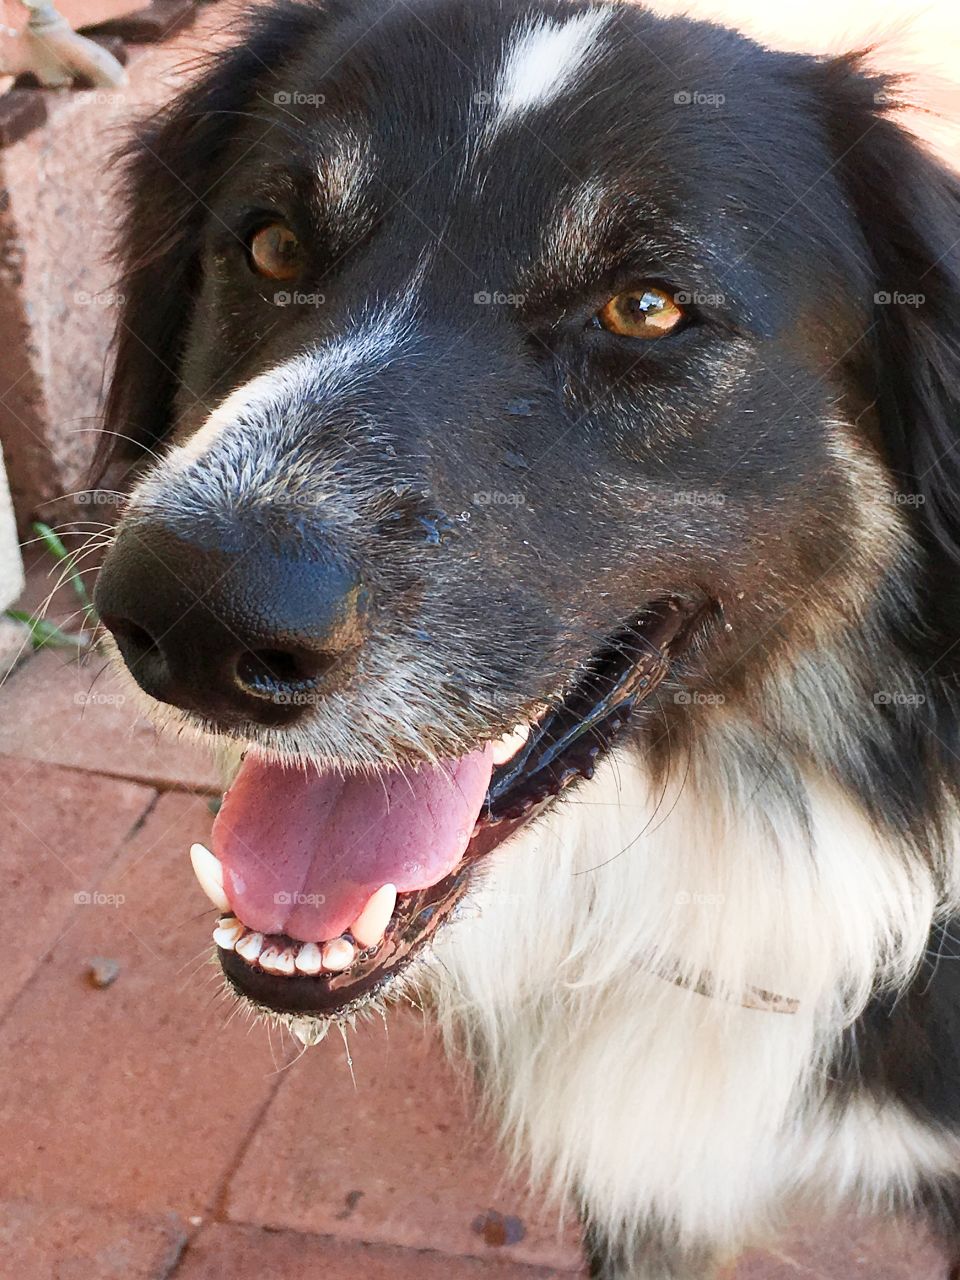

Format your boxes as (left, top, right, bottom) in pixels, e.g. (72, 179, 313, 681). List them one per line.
(194, 596, 710, 1030)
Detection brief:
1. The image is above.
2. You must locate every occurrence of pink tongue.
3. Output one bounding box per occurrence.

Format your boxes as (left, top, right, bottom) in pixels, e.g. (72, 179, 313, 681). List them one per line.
(211, 748, 493, 942)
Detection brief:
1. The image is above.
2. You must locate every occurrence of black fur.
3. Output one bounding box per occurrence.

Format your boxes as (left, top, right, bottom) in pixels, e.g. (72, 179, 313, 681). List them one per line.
(93, 0, 960, 1267)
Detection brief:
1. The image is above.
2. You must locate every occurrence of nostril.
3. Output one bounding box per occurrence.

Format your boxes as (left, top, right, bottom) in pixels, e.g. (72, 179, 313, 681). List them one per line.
(251, 649, 305, 684)
(235, 647, 336, 697)
(100, 614, 158, 661)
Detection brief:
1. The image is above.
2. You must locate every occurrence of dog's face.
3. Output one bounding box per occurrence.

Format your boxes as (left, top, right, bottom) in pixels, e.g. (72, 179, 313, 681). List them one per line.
(93, 0, 960, 1028)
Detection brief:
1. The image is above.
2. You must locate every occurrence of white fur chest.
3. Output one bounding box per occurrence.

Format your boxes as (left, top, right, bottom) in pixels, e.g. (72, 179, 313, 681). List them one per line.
(432, 747, 944, 1247)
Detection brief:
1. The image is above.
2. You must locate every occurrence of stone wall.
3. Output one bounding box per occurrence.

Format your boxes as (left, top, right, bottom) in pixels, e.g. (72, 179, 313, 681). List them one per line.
(0, 0, 241, 534)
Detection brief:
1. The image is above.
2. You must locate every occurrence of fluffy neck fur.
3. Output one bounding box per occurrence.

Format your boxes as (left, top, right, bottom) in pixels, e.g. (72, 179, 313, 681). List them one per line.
(432, 702, 957, 1249)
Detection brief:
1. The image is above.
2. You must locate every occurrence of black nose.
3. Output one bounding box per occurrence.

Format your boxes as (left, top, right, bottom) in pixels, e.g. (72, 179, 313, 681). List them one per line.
(94, 516, 366, 727)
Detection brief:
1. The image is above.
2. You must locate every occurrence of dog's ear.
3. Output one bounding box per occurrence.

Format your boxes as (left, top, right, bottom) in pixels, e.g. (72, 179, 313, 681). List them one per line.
(93, 4, 322, 488)
(94, 72, 239, 487)
(817, 57, 960, 568)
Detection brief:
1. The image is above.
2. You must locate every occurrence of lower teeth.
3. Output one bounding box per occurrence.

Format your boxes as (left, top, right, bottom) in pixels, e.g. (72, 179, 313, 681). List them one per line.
(215, 916, 362, 976)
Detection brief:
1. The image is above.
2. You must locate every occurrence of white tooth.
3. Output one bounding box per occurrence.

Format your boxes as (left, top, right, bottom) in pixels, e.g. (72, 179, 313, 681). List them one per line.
(212, 919, 245, 949)
(322, 937, 355, 971)
(189, 843, 230, 911)
(350, 884, 397, 948)
(258, 946, 283, 974)
(491, 724, 530, 765)
(295, 943, 324, 975)
(274, 948, 297, 976)
(235, 932, 264, 963)
(217, 914, 236, 928)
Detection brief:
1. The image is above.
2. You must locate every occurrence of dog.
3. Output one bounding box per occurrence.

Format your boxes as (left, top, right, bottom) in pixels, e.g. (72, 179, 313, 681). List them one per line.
(90, 1, 960, 1275)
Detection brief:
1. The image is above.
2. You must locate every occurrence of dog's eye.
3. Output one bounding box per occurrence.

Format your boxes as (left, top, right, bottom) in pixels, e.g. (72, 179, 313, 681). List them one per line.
(596, 286, 684, 339)
(249, 222, 303, 281)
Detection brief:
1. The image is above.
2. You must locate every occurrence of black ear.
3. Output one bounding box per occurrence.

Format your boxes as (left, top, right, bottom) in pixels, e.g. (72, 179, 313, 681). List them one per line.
(93, 3, 322, 488)
(820, 57, 960, 568)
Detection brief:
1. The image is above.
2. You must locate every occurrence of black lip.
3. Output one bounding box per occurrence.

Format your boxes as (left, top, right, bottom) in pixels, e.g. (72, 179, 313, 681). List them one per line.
(219, 595, 712, 1019)
(485, 596, 698, 819)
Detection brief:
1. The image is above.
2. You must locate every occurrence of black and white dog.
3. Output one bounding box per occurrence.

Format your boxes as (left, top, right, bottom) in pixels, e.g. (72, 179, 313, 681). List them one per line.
(91, 1, 960, 1275)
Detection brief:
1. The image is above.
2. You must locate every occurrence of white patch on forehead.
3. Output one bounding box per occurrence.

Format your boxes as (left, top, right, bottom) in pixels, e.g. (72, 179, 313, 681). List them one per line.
(486, 10, 610, 139)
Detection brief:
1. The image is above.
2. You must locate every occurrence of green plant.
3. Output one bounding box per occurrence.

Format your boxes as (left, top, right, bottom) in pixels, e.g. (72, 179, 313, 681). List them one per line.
(5, 521, 98, 651)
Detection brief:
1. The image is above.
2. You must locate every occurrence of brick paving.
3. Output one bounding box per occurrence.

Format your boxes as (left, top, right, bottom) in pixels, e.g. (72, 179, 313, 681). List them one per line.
(1, 566, 952, 1278)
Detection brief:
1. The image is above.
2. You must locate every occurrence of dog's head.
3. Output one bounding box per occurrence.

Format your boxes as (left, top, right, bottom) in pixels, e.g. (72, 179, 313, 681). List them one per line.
(93, 0, 960, 1029)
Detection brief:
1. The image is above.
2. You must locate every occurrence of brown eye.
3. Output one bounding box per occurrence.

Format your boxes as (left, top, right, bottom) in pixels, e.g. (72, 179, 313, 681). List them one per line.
(249, 222, 303, 280)
(597, 286, 685, 339)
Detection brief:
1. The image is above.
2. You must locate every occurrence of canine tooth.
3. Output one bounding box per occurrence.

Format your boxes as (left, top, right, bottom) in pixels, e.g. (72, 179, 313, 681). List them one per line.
(235, 932, 264, 963)
(189, 842, 230, 911)
(258, 945, 284, 974)
(322, 937, 355, 971)
(212, 919, 245, 949)
(491, 724, 530, 765)
(350, 884, 397, 948)
(295, 943, 324, 975)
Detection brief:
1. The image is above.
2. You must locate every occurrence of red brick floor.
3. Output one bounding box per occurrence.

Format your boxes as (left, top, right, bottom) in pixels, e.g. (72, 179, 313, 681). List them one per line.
(0, 562, 952, 1279)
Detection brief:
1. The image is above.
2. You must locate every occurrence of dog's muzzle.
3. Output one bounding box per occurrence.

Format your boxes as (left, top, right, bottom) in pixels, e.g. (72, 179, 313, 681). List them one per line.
(97, 505, 712, 1030)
